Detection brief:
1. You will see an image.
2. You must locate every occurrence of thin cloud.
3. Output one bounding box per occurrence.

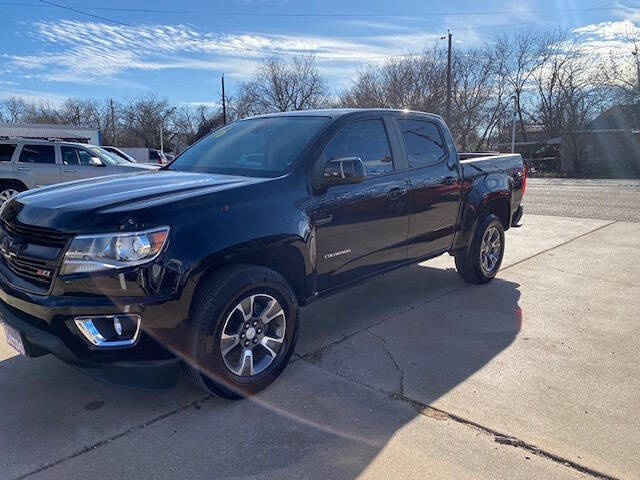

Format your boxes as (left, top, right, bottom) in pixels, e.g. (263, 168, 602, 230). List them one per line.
(2, 19, 426, 86)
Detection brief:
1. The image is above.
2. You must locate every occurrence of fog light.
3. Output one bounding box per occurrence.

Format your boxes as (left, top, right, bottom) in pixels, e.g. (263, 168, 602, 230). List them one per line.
(113, 317, 123, 336)
(74, 314, 141, 347)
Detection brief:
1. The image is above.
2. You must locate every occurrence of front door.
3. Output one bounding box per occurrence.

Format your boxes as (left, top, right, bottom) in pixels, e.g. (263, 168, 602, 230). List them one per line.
(60, 146, 112, 182)
(311, 117, 410, 292)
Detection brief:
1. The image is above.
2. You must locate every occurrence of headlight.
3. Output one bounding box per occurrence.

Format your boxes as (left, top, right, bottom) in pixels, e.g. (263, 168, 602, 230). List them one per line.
(61, 227, 169, 275)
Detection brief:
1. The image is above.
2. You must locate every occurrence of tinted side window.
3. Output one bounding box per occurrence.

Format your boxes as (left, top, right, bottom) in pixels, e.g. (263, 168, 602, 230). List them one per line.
(324, 119, 393, 176)
(0, 144, 16, 162)
(61, 146, 80, 166)
(77, 149, 95, 165)
(397, 119, 446, 168)
(19, 145, 56, 164)
(62, 147, 100, 166)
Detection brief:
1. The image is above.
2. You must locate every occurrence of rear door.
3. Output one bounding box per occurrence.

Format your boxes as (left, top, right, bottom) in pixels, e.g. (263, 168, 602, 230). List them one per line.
(311, 116, 410, 291)
(0, 143, 18, 182)
(395, 116, 462, 260)
(16, 144, 61, 188)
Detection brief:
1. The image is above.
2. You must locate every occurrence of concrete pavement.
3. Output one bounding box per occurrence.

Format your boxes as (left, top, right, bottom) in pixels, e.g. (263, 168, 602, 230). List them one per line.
(525, 178, 640, 222)
(1, 213, 638, 479)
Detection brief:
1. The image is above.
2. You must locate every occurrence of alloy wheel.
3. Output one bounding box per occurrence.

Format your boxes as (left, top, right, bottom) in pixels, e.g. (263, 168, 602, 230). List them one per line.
(480, 225, 501, 275)
(0, 189, 19, 206)
(220, 294, 286, 377)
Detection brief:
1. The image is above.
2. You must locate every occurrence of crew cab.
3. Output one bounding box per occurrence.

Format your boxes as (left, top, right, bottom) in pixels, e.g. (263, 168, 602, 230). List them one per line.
(0, 109, 524, 398)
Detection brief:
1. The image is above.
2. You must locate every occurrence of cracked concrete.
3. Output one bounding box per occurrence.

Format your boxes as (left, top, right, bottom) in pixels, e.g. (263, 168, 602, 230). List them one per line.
(1, 214, 637, 479)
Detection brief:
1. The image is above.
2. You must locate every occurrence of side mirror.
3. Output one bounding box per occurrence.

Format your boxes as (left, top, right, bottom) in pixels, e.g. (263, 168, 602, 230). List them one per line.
(321, 157, 366, 187)
(88, 156, 104, 167)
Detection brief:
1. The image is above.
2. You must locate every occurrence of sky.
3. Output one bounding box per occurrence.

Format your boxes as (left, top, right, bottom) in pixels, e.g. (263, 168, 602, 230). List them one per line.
(1, 0, 640, 108)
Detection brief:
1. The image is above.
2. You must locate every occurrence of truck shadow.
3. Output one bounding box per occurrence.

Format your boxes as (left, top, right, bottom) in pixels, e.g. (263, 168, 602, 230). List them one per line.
(0, 262, 521, 479)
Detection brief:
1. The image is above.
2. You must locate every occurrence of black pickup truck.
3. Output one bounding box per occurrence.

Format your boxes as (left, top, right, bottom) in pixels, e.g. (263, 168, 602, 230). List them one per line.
(0, 109, 524, 398)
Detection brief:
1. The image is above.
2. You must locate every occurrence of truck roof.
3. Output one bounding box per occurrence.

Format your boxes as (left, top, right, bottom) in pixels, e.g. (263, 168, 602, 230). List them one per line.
(247, 108, 442, 121)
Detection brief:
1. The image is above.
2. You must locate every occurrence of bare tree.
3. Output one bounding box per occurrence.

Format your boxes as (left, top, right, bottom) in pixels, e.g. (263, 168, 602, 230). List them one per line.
(339, 47, 448, 113)
(494, 28, 559, 142)
(449, 47, 502, 150)
(120, 94, 176, 149)
(600, 31, 640, 103)
(1, 97, 29, 123)
(233, 55, 329, 117)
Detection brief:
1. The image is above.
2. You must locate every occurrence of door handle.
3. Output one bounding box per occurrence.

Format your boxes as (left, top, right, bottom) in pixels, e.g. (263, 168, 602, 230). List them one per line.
(17, 166, 30, 171)
(443, 176, 457, 185)
(387, 187, 407, 200)
(63, 168, 76, 173)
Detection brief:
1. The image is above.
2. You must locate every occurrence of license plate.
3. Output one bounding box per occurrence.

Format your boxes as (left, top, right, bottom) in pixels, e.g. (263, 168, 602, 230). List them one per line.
(2, 322, 25, 355)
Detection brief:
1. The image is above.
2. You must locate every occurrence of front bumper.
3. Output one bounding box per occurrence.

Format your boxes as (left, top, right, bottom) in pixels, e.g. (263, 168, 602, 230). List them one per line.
(0, 291, 181, 390)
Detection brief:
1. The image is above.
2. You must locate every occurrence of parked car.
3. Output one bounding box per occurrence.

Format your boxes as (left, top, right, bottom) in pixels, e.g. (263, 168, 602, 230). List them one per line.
(0, 109, 525, 398)
(102, 146, 138, 163)
(117, 147, 168, 164)
(0, 139, 158, 205)
(149, 149, 168, 165)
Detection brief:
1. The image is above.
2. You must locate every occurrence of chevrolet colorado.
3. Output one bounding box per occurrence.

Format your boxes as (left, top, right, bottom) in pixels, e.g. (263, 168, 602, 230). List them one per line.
(0, 109, 525, 398)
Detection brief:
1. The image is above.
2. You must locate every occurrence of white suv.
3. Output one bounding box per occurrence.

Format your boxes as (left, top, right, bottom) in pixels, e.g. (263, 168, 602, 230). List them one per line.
(0, 139, 158, 205)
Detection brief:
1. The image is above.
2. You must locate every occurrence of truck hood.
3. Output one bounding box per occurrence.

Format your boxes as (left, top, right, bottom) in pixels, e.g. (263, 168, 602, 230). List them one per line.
(4, 170, 270, 232)
(120, 163, 159, 170)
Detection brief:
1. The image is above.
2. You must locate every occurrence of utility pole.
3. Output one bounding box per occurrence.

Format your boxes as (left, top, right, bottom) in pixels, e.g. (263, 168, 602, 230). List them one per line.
(632, 43, 640, 92)
(446, 30, 452, 123)
(109, 98, 116, 146)
(511, 98, 517, 154)
(439, 31, 453, 121)
(221, 74, 227, 125)
(160, 124, 164, 153)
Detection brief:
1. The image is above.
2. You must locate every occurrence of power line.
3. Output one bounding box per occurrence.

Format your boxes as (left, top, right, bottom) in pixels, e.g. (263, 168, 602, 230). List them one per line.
(31, 0, 536, 61)
(0, 1, 625, 62)
(1, 2, 638, 17)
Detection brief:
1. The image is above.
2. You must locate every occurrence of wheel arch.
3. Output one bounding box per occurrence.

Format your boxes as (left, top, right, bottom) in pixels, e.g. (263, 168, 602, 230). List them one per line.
(0, 178, 28, 191)
(451, 188, 511, 253)
(189, 236, 313, 308)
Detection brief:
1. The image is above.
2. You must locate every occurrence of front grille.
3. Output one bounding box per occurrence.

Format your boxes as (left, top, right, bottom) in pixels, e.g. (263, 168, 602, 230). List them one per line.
(3, 255, 53, 286)
(1, 219, 70, 247)
(0, 219, 69, 292)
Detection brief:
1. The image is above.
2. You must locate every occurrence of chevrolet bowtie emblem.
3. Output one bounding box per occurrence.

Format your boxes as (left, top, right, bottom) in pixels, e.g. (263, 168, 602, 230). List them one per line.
(0, 236, 26, 258)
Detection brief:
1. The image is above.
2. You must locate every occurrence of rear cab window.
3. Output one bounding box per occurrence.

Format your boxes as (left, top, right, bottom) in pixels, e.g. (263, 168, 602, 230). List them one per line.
(18, 145, 56, 164)
(397, 118, 447, 168)
(323, 119, 394, 177)
(0, 144, 16, 162)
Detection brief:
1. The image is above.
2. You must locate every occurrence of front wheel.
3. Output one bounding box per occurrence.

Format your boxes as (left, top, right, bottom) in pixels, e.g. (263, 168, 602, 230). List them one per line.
(0, 186, 23, 207)
(186, 265, 299, 399)
(455, 214, 505, 284)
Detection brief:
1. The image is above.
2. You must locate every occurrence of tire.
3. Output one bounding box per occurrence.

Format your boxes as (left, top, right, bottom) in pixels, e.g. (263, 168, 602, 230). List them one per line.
(455, 214, 505, 284)
(186, 264, 299, 399)
(0, 182, 25, 207)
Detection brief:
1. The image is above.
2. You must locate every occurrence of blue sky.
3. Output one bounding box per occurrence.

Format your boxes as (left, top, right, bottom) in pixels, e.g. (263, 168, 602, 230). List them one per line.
(1, 0, 640, 107)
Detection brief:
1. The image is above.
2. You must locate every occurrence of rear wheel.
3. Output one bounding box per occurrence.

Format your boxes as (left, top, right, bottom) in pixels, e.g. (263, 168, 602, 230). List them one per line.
(455, 214, 505, 284)
(186, 265, 299, 399)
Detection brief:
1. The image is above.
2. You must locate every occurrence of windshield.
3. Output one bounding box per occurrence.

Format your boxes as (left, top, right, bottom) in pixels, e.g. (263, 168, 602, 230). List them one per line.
(106, 147, 136, 162)
(167, 116, 329, 177)
(87, 146, 128, 165)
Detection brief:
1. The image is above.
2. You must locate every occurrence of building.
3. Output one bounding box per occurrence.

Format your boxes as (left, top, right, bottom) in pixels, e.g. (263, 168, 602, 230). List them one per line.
(0, 123, 101, 144)
(496, 105, 640, 177)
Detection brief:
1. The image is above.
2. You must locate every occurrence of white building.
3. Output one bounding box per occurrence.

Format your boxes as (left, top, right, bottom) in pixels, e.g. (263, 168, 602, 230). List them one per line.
(0, 123, 101, 145)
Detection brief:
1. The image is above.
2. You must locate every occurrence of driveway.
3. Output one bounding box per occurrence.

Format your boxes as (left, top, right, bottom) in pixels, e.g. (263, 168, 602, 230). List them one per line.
(1, 210, 638, 479)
